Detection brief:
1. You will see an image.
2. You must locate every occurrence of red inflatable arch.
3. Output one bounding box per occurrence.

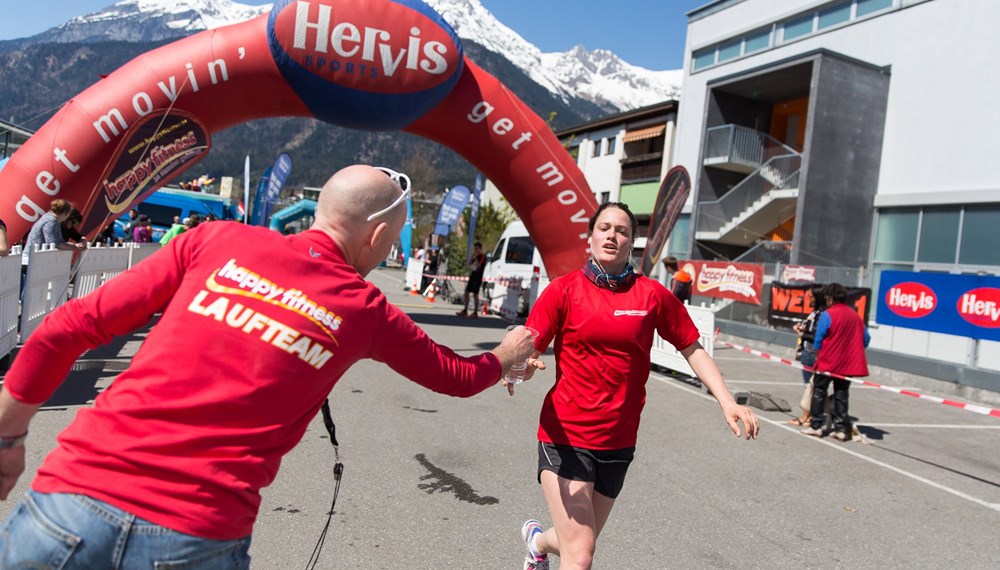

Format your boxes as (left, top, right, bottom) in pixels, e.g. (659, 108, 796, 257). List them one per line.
(0, 0, 596, 277)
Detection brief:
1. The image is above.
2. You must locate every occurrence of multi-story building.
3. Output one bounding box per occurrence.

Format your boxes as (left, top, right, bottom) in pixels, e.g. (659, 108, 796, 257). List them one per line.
(675, 0, 999, 383)
(0, 119, 33, 160)
(553, 100, 684, 261)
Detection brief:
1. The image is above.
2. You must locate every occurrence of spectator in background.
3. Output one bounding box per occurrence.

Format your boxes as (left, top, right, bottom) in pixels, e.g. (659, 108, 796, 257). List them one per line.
(0, 219, 10, 257)
(456, 242, 487, 318)
(61, 209, 86, 244)
(97, 220, 120, 246)
(133, 215, 153, 243)
(23, 199, 86, 259)
(122, 209, 139, 242)
(801, 283, 870, 442)
(160, 217, 190, 246)
(789, 284, 827, 427)
(662, 255, 692, 305)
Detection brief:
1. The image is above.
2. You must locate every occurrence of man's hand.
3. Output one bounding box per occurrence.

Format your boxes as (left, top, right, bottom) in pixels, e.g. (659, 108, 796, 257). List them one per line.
(721, 401, 759, 440)
(0, 447, 25, 501)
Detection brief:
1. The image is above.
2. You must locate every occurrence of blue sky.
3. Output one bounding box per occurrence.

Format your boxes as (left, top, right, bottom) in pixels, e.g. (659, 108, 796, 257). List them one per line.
(0, 0, 707, 70)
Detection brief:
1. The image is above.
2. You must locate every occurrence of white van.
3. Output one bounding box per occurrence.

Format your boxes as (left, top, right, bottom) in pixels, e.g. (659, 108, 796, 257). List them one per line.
(482, 221, 548, 318)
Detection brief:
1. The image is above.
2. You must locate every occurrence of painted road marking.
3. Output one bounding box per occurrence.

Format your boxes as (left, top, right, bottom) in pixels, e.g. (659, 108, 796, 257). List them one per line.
(650, 371, 1000, 513)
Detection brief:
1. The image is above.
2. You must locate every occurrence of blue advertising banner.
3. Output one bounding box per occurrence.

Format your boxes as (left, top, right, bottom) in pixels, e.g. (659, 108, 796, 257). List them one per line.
(465, 174, 482, 265)
(433, 184, 470, 236)
(255, 153, 292, 226)
(876, 271, 1000, 341)
(250, 167, 271, 227)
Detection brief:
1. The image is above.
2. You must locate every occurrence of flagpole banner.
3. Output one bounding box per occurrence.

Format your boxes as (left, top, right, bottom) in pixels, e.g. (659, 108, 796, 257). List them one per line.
(434, 185, 471, 237)
(258, 153, 293, 226)
(79, 110, 210, 235)
(251, 167, 272, 226)
(876, 271, 1000, 341)
(768, 282, 872, 329)
(641, 165, 691, 276)
(683, 260, 765, 305)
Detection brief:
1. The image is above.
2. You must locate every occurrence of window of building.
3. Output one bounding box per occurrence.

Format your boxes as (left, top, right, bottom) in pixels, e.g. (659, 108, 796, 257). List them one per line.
(667, 214, 691, 259)
(717, 39, 741, 62)
(693, 48, 715, 70)
(959, 205, 1000, 266)
(591, 139, 602, 158)
(857, 0, 894, 18)
(818, 2, 851, 29)
(606, 137, 617, 156)
(872, 204, 1000, 272)
(782, 14, 815, 42)
(567, 145, 579, 160)
(873, 209, 918, 262)
(917, 207, 960, 264)
(600, 191, 611, 204)
(744, 28, 771, 53)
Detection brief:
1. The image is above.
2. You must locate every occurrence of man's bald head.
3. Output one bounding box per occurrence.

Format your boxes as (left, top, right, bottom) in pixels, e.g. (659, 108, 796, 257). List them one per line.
(315, 165, 406, 230)
(311, 165, 408, 275)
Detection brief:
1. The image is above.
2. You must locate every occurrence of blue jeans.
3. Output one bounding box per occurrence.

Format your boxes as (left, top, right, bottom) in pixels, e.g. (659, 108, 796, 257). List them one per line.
(0, 491, 251, 569)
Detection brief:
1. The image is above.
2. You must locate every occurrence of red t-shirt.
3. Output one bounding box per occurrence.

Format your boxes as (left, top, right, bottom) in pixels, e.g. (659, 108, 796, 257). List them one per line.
(4, 222, 501, 540)
(526, 270, 700, 450)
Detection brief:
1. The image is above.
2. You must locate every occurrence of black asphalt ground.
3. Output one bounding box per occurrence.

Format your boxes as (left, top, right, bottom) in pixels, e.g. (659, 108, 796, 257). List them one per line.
(2, 266, 998, 569)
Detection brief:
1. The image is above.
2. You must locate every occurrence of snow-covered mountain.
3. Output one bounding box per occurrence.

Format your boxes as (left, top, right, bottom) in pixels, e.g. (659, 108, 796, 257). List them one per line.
(426, 0, 681, 112)
(29, 0, 268, 43)
(19, 0, 681, 112)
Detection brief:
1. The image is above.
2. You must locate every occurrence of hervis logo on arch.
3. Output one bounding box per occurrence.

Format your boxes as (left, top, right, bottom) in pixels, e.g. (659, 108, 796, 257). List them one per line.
(270, 0, 461, 93)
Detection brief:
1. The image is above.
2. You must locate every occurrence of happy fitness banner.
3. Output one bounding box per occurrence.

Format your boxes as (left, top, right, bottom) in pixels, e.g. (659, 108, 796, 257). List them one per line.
(876, 271, 1000, 341)
(681, 260, 765, 305)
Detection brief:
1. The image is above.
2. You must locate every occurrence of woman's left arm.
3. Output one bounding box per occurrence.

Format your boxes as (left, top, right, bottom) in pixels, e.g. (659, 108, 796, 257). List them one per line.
(681, 342, 759, 440)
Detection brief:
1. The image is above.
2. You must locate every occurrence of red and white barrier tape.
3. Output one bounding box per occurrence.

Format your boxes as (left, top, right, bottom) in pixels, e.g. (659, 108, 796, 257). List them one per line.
(718, 338, 1000, 419)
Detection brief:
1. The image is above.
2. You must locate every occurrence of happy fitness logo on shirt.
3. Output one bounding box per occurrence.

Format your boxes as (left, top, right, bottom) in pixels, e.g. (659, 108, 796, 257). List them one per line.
(186, 259, 344, 369)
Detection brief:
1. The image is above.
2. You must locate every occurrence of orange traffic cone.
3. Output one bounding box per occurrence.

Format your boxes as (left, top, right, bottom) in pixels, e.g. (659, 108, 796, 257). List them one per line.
(424, 280, 437, 303)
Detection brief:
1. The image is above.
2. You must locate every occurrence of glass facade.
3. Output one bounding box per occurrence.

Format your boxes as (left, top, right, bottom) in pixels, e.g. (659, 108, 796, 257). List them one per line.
(818, 2, 851, 29)
(692, 0, 898, 71)
(782, 14, 815, 42)
(873, 204, 1000, 271)
(857, 0, 894, 18)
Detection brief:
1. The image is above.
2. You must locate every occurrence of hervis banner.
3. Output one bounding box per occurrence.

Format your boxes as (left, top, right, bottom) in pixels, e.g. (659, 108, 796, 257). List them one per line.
(876, 271, 1000, 342)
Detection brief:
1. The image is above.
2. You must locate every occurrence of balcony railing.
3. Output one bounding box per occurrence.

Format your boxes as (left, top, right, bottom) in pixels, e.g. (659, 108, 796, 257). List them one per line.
(697, 153, 801, 234)
(733, 240, 793, 265)
(703, 125, 798, 172)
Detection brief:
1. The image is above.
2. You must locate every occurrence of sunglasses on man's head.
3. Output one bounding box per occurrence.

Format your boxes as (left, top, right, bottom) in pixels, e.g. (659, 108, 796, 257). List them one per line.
(367, 166, 412, 221)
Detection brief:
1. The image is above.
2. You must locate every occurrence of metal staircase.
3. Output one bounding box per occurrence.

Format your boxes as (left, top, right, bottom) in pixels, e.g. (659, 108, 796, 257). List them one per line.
(696, 125, 802, 246)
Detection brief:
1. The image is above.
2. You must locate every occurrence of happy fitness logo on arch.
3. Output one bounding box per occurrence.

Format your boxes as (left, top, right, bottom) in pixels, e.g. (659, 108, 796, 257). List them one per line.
(885, 281, 936, 318)
(271, 0, 460, 92)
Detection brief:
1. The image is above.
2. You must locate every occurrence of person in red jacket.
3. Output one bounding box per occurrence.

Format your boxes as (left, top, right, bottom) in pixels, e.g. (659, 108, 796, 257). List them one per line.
(801, 282, 870, 441)
(511, 202, 759, 570)
(0, 165, 536, 567)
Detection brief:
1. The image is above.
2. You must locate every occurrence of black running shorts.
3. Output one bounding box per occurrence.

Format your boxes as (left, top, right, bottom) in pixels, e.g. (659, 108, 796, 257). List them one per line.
(537, 441, 635, 499)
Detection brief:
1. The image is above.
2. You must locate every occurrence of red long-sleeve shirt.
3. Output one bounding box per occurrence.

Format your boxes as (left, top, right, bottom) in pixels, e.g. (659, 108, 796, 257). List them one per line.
(4, 222, 501, 539)
(526, 270, 700, 450)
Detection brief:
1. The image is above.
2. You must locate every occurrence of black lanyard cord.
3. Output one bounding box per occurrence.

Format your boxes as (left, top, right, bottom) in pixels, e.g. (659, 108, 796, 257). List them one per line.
(306, 400, 344, 570)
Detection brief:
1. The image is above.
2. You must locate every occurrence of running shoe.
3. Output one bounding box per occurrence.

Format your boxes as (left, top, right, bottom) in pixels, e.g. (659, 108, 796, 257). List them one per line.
(521, 519, 549, 570)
